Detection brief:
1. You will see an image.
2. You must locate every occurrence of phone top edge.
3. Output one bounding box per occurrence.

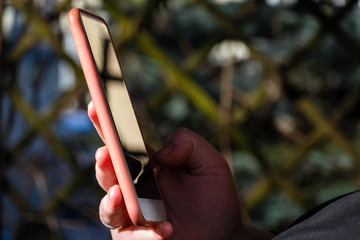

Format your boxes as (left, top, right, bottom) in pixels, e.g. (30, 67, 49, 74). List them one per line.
(68, 8, 79, 27)
(79, 9, 106, 25)
(69, 8, 106, 24)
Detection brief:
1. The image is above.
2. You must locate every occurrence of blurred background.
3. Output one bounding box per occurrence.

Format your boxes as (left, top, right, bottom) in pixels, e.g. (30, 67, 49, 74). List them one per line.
(2, 0, 360, 239)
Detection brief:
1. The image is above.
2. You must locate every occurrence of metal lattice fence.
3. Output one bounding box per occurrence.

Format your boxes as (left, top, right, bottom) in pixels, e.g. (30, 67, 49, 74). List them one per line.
(2, 0, 360, 239)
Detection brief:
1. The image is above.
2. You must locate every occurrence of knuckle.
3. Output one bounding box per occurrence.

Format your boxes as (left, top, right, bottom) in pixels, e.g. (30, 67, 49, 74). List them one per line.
(168, 128, 193, 142)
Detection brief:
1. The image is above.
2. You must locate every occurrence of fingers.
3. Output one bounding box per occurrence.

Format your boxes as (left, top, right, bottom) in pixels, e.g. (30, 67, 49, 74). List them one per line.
(154, 128, 229, 175)
(88, 101, 105, 141)
(100, 185, 173, 239)
(95, 146, 118, 191)
(111, 222, 173, 240)
(99, 185, 129, 229)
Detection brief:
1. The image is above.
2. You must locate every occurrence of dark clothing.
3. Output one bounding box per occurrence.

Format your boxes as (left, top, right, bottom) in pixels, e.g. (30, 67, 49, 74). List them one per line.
(273, 191, 360, 240)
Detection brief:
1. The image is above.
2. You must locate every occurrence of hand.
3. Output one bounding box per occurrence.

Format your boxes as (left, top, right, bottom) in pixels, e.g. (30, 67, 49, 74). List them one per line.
(89, 101, 274, 240)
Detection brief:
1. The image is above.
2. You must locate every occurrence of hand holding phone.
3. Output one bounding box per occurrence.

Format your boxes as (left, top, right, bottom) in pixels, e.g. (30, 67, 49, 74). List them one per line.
(91, 119, 261, 239)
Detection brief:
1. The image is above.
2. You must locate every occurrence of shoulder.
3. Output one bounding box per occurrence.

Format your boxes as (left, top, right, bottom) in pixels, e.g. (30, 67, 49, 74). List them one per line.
(273, 191, 360, 240)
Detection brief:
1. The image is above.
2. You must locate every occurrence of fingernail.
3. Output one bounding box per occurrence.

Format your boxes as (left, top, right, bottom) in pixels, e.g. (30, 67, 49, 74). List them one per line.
(95, 146, 106, 161)
(108, 185, 121, 208)
(88, 101, 94, 109)
(95, 148, 101, 161)
(156, 144, 173, 157)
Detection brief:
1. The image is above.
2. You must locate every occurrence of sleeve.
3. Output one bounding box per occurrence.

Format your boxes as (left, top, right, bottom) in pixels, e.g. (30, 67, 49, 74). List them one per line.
(273, 191, 360, 240)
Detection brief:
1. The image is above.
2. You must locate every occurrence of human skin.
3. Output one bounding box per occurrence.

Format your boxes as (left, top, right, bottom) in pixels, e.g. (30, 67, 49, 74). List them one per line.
(88, 101, 274, 240)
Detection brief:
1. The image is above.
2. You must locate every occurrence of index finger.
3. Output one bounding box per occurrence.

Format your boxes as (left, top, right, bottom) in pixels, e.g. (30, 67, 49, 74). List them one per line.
(88, 101, 105, 142)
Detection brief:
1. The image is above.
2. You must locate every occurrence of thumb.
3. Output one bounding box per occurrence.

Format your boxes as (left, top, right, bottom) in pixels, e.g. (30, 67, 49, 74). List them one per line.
(154, 128, 229, 175)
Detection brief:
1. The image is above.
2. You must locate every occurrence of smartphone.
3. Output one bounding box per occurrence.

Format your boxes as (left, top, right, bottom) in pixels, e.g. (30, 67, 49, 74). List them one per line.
(68, 8, 166, 226)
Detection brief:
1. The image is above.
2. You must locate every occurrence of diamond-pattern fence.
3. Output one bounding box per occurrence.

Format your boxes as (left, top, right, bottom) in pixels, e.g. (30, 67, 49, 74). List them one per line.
(2, 0, 360, 239)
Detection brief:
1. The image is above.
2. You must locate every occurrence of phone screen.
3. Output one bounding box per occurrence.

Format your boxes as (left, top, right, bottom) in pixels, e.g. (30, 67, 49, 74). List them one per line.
(80, 13, 161, 200)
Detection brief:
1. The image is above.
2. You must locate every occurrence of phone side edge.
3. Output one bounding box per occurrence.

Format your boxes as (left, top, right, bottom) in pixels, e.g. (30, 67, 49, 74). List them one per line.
(67, 8, 148, 226)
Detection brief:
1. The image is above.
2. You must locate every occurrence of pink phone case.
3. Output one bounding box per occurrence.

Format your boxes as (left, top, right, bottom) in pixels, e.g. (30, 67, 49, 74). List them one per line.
(68, 8, 154, 226)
